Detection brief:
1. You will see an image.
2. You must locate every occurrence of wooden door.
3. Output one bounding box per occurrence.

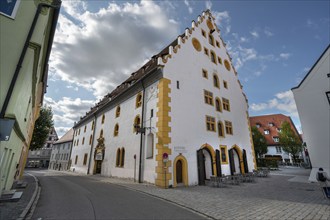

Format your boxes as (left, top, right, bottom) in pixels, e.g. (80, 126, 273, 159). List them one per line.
(176, 160, 183, 183)
(197, 149, 206, 185)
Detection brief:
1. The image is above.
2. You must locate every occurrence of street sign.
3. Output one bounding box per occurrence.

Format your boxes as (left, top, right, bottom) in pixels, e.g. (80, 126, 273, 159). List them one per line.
(162, 153, 168, 163)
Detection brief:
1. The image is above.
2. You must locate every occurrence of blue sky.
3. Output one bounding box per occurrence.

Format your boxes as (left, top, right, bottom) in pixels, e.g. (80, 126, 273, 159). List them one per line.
(45, 0, 330, 137)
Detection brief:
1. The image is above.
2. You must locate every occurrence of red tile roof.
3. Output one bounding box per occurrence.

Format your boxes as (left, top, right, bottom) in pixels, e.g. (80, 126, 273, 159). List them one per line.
(249, 114, 301, 146)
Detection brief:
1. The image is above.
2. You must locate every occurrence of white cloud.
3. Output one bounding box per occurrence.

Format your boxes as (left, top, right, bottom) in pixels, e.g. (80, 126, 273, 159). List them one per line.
(264, 27, 274, 37)
(206, 0, 212, 10)
(44, 96, 95, 136)
(250, 90, 298, 118)
(280, 53, 292, 60)
(50, 0, 179, 99)
(250, 31, 259, 38)
(184, 0, 193, 14)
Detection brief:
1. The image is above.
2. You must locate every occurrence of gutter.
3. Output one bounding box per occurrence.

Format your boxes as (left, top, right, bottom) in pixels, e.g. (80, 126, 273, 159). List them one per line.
(0, 0, 62, 118)
(138, 80, 146, 183)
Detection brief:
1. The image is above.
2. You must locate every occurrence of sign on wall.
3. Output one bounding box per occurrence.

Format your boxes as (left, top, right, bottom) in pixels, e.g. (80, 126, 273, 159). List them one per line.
(0, 0, 21, 19)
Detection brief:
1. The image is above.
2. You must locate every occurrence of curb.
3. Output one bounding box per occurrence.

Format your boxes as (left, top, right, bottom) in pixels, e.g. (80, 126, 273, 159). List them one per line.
(17, 172, 39, 220)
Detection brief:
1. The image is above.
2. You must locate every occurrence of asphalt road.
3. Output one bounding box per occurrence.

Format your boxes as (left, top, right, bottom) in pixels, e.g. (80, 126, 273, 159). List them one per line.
(30, 170, 206, 220)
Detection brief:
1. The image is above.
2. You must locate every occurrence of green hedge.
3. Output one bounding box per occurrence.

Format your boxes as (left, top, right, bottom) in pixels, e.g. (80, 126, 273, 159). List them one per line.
(257, 158, 278, 168)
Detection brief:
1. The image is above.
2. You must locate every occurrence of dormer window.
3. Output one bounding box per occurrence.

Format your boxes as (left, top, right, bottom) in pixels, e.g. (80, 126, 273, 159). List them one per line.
(273, 137, 279, 142)
(256, 123, 261, 128)
(269, 122, 274, 127)
(277, 128, 282, 132)
(264, 129, 270, 135)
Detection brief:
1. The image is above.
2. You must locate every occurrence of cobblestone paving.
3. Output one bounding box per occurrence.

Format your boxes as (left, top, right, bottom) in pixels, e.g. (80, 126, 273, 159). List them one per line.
(45, 169, 330, 219)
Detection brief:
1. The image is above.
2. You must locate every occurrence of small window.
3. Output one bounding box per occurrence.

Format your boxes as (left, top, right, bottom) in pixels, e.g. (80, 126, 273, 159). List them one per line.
(116, 106, 120, 118)
(210, 51, 217, 64)
(264, 130, 270, 135)
(276, 146, 282, 153)
(213, 74, 220, 88)
(83, 153, 88, 165)
(136, 92, 142, 108)
(225, 121, 233, 135)
(120, 148, 125, 167)
(277, 128, 282, 132)
(82, 137, 85, 145)
(177, 80, 180, 89)
(216, 41, 220, 48)
(215, 98, 222, 112)
(204, 90, 214, 106)
(150, 109, 153, 118)
(218, 57, 222, 65)
(224, 59, 231, 71)
(204, 47, 209, 56)
(223, 81, 228, 89)
(75, 155, 78, 165)
(201, 29, 206, 37)
(202, 69, 208, 78)
(89, 135, 93, 145)
(218, 121, 225, 137)
(100, 129, 103, 137)
(220, 146, 228, 164)
(91, 121, 94, 130)
(114, 124, 119, 136)
(222, 98, 230, 111)
(206, 116, 216, 132)
(116, 148, 120, 167)
(256, 123, 261, 128)
(84, 125, 86, 133)
(101, 114, 105, 124)
(78, 129, 80, 135)
(133, 115, 141, 133)
(273, 137, 279, 143)
(269, 122, 274, 127)
(208, 34, 214, 46)
(77, 139, 79, 146)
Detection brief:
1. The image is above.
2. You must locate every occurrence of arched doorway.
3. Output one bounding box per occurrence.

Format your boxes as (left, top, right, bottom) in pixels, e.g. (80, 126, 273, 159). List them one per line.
(228, 145, 245, 175)
(176, 160, 183, 183)
(197, 144, 216, 185)
(173, 155, 188, 187)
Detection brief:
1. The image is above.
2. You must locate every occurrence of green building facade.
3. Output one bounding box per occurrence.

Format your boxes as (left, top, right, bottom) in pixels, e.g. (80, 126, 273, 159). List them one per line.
(0, 0, 61, 195)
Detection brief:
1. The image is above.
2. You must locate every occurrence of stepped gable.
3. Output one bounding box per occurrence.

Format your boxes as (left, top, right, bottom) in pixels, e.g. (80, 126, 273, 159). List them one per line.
(76, 10, 225, 125)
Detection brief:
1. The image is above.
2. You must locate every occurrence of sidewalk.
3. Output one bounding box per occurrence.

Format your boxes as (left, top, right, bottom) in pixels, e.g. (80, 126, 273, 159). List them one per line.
(0, 173, 38, 220)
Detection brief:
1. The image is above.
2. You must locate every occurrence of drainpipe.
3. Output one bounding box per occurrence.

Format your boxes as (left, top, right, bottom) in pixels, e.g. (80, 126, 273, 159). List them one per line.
(0, 1, 61, 118)
(138, 80, 146, 183)
(87, 114, 97, 174)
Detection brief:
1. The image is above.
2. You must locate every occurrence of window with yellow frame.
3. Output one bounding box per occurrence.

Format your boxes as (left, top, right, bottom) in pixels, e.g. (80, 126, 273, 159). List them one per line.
(204, 90, 214, 105)
(220, 145, 228, 164)
(115, 106, 120, 118)
(136, 92, 142, 108)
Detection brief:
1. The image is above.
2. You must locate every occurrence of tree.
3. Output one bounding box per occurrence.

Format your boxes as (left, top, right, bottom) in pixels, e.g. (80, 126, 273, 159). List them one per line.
(251, 126, 268, 159)
(29, 106, 54, 150)
(279, 121, 302, 163)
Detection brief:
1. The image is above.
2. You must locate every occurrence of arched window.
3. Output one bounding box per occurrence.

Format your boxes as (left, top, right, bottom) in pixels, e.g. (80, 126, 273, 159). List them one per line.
(100, 129, 103, 137)
(215, 97, 222, 112)
(115, 106, 120, 118)
(120, 148, 125, 167)
(114, 124, 119, 136)
(218, 121, 225, 137)
(208, 34, 214, 46)
(210, 51, 217, 64)
(101, 114, 105, 124)
(116, 148, 120, 167)
(136, 92, 142, 108)
(133, 115, 141, 133)
(213, 74, 220, 88)
(89, 135, 93, 145)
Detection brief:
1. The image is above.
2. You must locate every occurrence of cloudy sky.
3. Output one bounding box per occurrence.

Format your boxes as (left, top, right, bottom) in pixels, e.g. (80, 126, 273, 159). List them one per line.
(44, 0, 330, 137)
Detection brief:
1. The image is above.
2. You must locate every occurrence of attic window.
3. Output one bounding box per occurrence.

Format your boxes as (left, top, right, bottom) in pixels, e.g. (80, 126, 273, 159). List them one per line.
(269, 122, 274, 127)
(204, 47, 209, 56)
(273, 137, 279, 142)
(224, 59, 231, 71)
(216, 41, 220, 48)
(208, 34, 214, 46)
(256, 123, 261, 128)
(264, 129, 270, 135)
(218, 57, 222, 65)
(201, 29, 206, 37)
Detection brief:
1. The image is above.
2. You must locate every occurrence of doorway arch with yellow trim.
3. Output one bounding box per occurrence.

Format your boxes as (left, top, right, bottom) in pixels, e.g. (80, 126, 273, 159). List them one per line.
(173, 154, 188, 187)
(230, 145, 245, 174)
(200, 143, 217, 176)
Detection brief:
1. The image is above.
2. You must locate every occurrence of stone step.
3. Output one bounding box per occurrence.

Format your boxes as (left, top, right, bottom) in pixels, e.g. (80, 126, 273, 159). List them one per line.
(0, 191, 23, 202)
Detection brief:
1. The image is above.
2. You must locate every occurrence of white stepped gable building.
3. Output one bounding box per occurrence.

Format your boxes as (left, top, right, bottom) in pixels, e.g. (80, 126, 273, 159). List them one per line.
(70, 10, 256, 188)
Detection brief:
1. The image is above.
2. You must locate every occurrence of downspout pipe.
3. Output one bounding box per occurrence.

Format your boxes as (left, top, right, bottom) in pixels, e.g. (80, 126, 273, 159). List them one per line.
(87, 114, 97, 174)
(0, 1, 61, 118)
(138, 80, 146, 183)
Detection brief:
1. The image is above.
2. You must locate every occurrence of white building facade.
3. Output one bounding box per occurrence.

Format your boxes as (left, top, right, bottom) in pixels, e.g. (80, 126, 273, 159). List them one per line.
(70, 10, 256, 188)
(49, 128, 73, 171)
(292, 45, 330, 182)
